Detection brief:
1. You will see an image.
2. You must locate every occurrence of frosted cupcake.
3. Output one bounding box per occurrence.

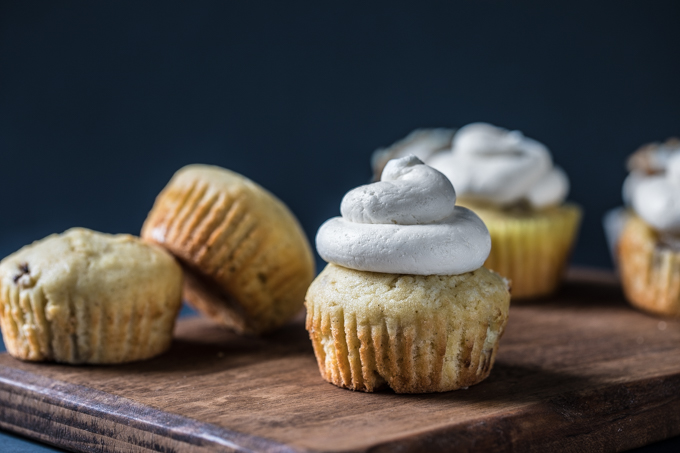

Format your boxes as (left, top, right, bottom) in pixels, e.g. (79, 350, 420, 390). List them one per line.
(306, 156, 510, 393)
(618, 144, 680, 318)
(425, 123, 581, 299)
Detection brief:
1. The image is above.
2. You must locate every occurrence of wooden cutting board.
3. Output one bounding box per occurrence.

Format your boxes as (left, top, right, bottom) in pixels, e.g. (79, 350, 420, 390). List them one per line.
(0, 269, 679, 453)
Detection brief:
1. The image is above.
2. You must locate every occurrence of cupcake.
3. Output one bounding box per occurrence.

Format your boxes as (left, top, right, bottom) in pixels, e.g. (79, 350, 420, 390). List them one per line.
(618, 143, 680, 318)
(306, 156, 510, 393)
(424, 123, 581, 299)
(142, 164, 315, 335)
(0, 228, 182, 364)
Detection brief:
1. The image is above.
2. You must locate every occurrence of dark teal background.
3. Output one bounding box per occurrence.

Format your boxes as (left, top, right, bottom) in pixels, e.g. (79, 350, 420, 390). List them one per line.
(1, 1, 680, 451)
(1, 1, 680, 269)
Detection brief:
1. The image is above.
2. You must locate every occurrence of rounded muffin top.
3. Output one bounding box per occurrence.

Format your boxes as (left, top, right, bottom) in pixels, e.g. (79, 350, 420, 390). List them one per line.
(0, 227, 181, 307)
(307, 263, 509, 323)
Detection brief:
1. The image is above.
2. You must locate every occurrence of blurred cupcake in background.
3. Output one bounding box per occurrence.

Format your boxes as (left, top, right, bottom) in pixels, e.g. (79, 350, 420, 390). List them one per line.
(616, 139, 680, 318)
(604, 138, 680, 264)
(375, 123, 581, 299)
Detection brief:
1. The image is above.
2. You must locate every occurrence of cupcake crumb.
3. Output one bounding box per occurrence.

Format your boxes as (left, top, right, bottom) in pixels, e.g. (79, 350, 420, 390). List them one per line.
(658, 321, 667, 331)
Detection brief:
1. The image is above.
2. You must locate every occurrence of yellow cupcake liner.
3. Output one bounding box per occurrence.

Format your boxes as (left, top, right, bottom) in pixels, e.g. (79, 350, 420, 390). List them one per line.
(618, 214, 680, 318)
(460, 202, 582, 299)
(0, 282, 180, 364)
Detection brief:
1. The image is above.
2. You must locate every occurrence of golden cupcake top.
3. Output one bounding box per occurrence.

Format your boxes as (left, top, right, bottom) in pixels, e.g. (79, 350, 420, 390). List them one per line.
(0, 227, 180, 297)
(308, 263, 510, 324)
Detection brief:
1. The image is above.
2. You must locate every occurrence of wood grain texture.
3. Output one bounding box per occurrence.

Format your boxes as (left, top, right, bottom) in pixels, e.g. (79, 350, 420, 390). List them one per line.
(0, 271, 679, 452)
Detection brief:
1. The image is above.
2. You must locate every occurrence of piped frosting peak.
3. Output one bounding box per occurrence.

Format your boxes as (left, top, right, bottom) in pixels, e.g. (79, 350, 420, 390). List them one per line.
(317, 156, 491, 275)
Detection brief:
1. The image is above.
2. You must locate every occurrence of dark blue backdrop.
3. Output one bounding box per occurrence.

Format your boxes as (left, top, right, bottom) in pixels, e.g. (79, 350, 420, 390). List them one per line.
(1, 1, 680, 269)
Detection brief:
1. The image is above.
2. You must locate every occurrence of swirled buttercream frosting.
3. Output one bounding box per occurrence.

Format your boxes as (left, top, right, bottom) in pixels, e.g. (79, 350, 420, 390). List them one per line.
(316, 155, 491, 275)
(632, 152, 680, 233)
(426, 122, 569, 208)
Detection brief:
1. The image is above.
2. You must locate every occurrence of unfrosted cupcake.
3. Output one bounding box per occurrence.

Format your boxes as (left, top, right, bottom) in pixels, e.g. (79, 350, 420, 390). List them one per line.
(618, 144, 680, 318)
(142, 164, 315, 335)
(0, 228, 182, 364)
(425, 123, 581, 299)
(306, 156, 510, 393)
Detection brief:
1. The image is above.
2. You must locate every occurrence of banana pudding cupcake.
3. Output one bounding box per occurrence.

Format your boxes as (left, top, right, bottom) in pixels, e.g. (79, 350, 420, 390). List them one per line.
(306, 156, 510, 393)
(619, 146, 680, 318)
(142, 164, 315, 335)
(426, 123, 581, 299)
(0, 228, 182, 364)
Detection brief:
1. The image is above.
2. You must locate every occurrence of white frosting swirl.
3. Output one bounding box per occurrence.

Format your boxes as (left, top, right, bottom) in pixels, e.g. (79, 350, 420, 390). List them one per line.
(317, 156, 491, 275)
(622, 140, 680, 206)
(342, 155, 457, 225)
(426, 123, 569, 208)
(632, 153, 680, 233)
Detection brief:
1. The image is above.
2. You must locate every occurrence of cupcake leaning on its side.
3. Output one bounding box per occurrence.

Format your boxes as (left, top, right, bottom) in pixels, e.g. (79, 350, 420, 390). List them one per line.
(0, 228, 183, 364)
(142, 164, 315, 335)
(618, 146, 680, 318)
(425, 123, 581, 299)
(307, 156, 510, 393)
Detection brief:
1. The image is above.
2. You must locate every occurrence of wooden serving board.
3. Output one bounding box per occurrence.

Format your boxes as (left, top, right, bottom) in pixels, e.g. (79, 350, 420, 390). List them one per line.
(0, 269, 679, 453)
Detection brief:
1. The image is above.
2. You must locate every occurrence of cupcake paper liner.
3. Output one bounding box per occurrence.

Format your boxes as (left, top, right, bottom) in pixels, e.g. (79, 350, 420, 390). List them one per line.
(464, 202, 582, 299)
(618, 214, 680, 318)
(306, 307, 502, 393)
(1, 285, 180, 364)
